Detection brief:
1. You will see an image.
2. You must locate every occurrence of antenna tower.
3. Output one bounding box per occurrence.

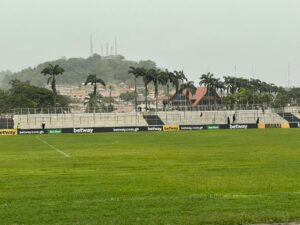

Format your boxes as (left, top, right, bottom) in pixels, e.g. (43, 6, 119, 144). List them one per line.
(288, 63, 291, 88)
(106, 42, 108, 56)
(90, 34, 94, 56)
(115, 38, 117, 55)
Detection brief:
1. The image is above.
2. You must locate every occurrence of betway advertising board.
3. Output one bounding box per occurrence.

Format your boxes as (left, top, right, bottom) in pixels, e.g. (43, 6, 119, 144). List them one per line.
(0, 129, 18, 135)
(18, 124, 258, 135)
(180, 124, 257, 130)
(18, 126, 164, 135)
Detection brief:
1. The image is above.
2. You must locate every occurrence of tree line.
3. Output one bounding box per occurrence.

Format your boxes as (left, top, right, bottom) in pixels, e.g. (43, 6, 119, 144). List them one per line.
(1, 63, 300, 113)
(128, 67, 299, 110)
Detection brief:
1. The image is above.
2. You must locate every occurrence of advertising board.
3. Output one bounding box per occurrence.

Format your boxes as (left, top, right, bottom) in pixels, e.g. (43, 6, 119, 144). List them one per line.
(163, 125, 180, 132)
(0, 129, 17, 135)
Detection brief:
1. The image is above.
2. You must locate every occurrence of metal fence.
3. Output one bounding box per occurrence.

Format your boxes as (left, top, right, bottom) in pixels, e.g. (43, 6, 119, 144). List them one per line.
(7, 104, 275, 115)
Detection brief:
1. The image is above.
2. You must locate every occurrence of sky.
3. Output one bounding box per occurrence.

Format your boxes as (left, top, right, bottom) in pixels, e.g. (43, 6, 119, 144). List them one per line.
(0, 0, 300, 86)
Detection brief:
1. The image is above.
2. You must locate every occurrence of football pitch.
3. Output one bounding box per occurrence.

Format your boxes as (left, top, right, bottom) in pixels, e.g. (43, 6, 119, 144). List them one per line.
(0, 129, 299, 225)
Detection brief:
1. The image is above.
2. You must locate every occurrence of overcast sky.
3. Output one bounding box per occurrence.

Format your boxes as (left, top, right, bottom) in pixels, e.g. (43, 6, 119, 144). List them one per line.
(0, 0, 299, 86)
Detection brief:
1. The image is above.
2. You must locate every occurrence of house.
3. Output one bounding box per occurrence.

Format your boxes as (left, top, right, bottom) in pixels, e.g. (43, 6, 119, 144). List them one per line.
(171, 87, 221, 106)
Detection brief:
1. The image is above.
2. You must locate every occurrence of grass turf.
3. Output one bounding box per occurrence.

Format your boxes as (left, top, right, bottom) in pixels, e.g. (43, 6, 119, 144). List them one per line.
(0, 129, 299, 225)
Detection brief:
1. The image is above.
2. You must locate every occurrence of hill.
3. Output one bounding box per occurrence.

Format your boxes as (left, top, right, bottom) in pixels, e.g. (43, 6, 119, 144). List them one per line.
(1, 55, 157, 88)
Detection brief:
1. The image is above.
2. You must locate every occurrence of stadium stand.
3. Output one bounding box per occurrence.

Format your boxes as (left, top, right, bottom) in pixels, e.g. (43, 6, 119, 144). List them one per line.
(12, 108, 293, 129)
(0, 117, 14, 129)
(277, 112, 300, 123)
(13, 113, 148, 129)
(143, 114, 165, 125)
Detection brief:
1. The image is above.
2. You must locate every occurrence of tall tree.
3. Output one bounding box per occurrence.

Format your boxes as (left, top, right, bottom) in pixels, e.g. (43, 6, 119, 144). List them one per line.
(84, 74, 106, 110)
(173, 70, 187, 94)
(128, 66, 141, 112)
(136, 68, 152, 111)
(108, 85, 113, 109)
(199, 72, 215, 105)
(84, 74, 106, 97)
(152, 69, 169, 112)
(41, 64, 65, 106)
(215, 79, 225, 105)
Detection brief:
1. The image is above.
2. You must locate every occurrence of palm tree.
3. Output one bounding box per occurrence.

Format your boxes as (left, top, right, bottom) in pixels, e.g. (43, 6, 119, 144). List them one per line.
(173, 70, 187, 94)
(152, 69, 170, 112)
(199, 72, 215, 105)
(84, 74, 106, 97)
(164, 70, 175, 98)
(136, 68, 152, 112)
(41, 64, 65, 106)
(108, 85, 113, 108)
(84, 74, 106, 111)
(128, 66, 140, 112)
(215, 79, 225, 105)
(179, 81, 197, 108)
(84, 92, 103, 112)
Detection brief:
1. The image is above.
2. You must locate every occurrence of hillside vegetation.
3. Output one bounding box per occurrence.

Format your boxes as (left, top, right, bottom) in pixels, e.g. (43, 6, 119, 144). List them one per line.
(1, 55, 157, 88)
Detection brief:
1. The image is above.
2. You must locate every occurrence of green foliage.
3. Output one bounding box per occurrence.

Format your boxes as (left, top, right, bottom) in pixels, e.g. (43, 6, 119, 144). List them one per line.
(0, 70, 12, 82)
(199, 73, 298, 107)
(84, 92, 104, 111)
(0, 80, 69, 112)
(120, 91, 136, 102)
(288, 87, 300, 104)
(273, 91, 290, 108)
(2, 55, 157, 88)
(84, 74, 106, 97)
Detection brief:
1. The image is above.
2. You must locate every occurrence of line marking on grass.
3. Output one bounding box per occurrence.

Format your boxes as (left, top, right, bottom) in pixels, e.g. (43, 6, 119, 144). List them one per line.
(35, 136, 70, 158)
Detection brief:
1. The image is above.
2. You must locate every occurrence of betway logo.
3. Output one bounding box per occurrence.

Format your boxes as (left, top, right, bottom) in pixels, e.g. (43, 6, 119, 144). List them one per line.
(148, 127, 162, 131)
(73, 128, 94, 133)
(230, 124, 248, 129)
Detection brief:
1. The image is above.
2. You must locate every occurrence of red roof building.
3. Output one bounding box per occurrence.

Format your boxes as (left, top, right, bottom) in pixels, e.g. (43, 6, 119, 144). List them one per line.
(171, 87, 220, 106)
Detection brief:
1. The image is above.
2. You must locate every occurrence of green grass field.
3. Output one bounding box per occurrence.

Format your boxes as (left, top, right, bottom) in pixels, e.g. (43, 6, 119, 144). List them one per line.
(0, 129, 300, 225)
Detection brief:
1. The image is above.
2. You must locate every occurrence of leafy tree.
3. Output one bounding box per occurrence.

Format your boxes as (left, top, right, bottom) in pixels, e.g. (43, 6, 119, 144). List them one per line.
(288, 87, 300, 104)
(236, 88, 252, 105)
(0, 80, 69, 112)
(120, 91, 136, 102)
(41, 64, 65, 106)
(273, 91, 289, 108)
